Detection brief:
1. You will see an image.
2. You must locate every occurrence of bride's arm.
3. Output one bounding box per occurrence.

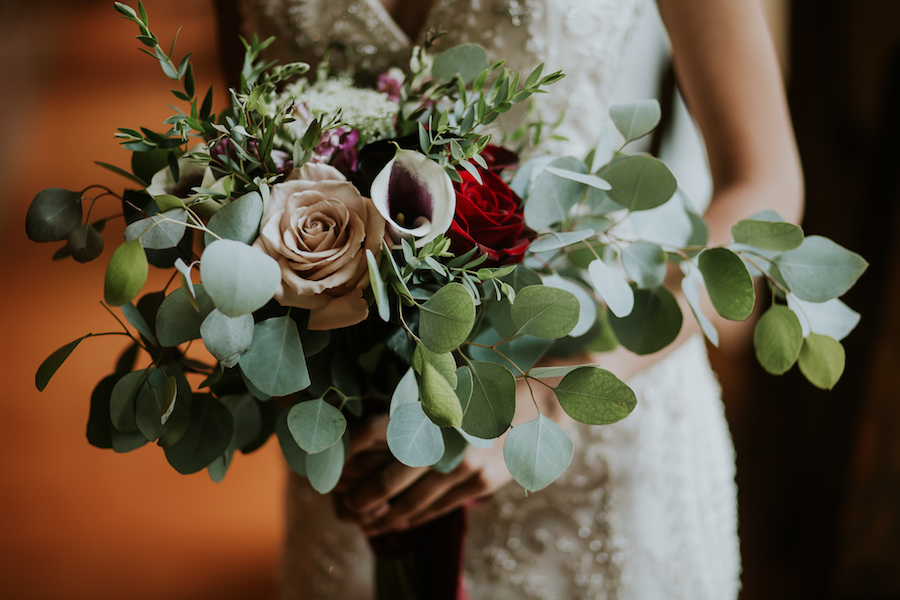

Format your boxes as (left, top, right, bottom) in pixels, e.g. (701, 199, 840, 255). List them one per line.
(334, 0, 804, 535)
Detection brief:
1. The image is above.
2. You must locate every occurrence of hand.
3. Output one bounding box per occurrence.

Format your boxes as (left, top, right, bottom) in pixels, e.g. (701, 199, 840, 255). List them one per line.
(332, 414, 512, 537)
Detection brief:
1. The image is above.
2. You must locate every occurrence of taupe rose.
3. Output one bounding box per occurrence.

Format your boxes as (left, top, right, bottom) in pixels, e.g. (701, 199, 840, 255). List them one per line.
(254, 163, 386, 330)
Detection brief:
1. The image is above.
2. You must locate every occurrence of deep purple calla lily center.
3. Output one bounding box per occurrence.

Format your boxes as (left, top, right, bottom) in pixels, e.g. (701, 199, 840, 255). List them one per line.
(388, 164, 434, 228)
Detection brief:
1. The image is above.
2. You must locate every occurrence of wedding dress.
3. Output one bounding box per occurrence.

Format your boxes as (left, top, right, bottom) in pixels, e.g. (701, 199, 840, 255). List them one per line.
(236, 1, 741, 598)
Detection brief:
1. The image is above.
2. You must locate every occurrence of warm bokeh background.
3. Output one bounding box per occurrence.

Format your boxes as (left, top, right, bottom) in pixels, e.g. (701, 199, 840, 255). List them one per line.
(1, 1, 899, 599)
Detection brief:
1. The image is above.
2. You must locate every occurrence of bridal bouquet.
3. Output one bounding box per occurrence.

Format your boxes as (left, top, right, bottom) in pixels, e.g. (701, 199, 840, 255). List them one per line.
(29, 3, 866, 497)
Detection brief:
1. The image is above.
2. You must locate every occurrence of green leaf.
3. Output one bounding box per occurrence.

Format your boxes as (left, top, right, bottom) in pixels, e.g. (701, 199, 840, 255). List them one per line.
(204, 192, 263, 245)
(124, 208, 187, 249)
(66, 224, 104, 263)
(753, 305, 803, 375)
(528, 230, 595, 253)
(104, 240, 149, 306)
(511, 285, 579, 339)
(544, 166, 610, 190)
(602, 155, 676, 212)
(432, 44, 488, 84)
(504, 415, 573, 492)
(412, 344, 458, 388)
(287, 398, 347, 454)
(774, 236, 868, 302)
(200, 239, 281, 316)
(554, 367, 636, 425)
(541, 275, 597, 337)
(524, 157, 587, 229)
(109, 371, 144, 432)
(698, 248, 755, 321)
(797, 334, 845, 390)
(622, 242, 666, 289)
(390, 368, 419, 416)
(276, 408, 308, 477)
(608, 285, 682, 355)
(155, 284, 215, 346)
(467, 327, 552, 373)
(731, 219, 803, 251)
(26, 187, 83, 242)
(367, 249, 390, 322)
(419, 360, 464, 427)
(419, 283, 475, 353)
(609, 100, 662, 143)
(240, 316, 310, 397)
(433, 428, 469, 473)
(164, 395, 234, 475)
(386, 402, 445, 467)
(121, 302, 158, 346)
(588, 259, 634, 318)
(200, 309, 254, 368)
(786, 294, 860, 341)
(681, 268, 719, 347)
(461, 361, 516, 439)
(36, 335, 89, 391)
(306, 437, 346, 493)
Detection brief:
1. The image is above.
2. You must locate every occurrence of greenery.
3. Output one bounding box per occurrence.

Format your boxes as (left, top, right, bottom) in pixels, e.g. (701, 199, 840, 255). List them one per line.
(26, 2, 867, 493)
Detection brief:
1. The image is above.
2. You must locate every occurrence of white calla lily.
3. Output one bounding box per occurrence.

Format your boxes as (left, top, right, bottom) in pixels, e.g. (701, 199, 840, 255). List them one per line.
(370, 148, 456, 247)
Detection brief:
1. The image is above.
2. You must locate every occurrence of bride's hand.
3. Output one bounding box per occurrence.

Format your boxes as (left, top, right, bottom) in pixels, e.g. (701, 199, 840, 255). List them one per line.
(331, 413, 513, 536)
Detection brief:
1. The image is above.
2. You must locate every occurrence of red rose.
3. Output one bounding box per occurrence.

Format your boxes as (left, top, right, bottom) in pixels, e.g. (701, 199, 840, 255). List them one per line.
(447, 167, 536, 265)
(480, 144, 519, 173)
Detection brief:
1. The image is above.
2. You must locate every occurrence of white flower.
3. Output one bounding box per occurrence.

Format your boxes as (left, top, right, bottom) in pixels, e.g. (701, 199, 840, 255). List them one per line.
(370, 149, 456, 247)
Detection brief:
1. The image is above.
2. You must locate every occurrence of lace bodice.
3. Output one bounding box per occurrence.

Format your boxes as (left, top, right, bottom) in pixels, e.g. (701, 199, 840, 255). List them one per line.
(237, 0, 644, 156)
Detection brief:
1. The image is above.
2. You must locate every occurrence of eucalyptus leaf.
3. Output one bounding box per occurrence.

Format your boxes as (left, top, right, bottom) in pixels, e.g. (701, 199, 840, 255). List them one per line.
(554, 367, 636, 425)
(608, 285, 682, 355)
(386, 402, 445, 467)
(588, 258, 634, 318)
(681, 268, 719, 347)
(467, 328, 552, 373)
(200, 309, 254, 368)
(461, 361, 516, 439)
(200, 239, 281, 316)
(433, 428, 469, 473)
(367, 249, 390, 322)
(287, 398, 347, 454)
(541, 275, 596, 337)
(36, 335, 89, 391)
(775, 236, 868, 302)
(753, 305, 803, 375)
(731, 219, 803, 251)
(104, 239, 149, 306)
(204, 191, 263, 245)
(124, 208, 187, 249)
(609, 100, 662, 143)
(412, 344, 458, 388)
(109, 370, 145, 432)
(786, 294, 860, 341)
(276, 407, 308, 477)
(306, 437, 346, 493)
(418, 283, 475, 353)
(797, 334, 845, 390)
(504, 415, 573, 492)
(419, 360, 464, 427)
(524, 157, 588, 230)
(390, 368, 419, 416)
(432, 44, 488, 84)
(544, 166, 611, 190)
(67, 224, 104, 263)
(121, 302, 158, 347)
(602, 155, 676, 212)
(622, 242, 667, 289)
(590, 125, 614, 172)
(26, 187, 83, 242)
(155, 284, 215, 346)
(511, 285, 579, 339)
(527, 364, 596, 379)
(698, 248, 755, 321)
(164, 395, 234, 475)
(240, 316, 310, 397)
(528, 230, 595, 253)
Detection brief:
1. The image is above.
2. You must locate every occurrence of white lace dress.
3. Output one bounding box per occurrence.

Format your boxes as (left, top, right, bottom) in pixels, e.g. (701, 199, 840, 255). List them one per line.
(237, 1, 741, 598)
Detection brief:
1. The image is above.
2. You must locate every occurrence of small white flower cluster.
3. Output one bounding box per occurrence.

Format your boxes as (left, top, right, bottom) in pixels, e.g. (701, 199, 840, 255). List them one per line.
(280, 77, 398, 146)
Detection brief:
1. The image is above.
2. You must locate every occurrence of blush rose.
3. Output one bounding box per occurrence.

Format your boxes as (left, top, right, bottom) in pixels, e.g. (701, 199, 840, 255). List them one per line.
(254, 163, 386, 330)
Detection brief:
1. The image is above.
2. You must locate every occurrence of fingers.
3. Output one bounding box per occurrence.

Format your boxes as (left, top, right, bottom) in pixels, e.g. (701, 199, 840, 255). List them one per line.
(362, 469, 469, 535)
(346, 413, 389, 458)
(341, 459, 430, 517)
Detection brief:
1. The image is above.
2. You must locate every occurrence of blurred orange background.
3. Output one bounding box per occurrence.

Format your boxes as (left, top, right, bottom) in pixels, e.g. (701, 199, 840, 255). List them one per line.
(0, 2, 281, 599)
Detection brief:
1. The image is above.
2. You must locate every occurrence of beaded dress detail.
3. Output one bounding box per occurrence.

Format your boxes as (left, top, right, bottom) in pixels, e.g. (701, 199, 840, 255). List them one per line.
(236, 1, 741, 598)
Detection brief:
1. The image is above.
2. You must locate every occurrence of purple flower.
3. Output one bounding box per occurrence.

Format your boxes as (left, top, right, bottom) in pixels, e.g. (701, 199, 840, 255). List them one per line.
(314, 126, 361, 174)
(376, 68, 405, 102)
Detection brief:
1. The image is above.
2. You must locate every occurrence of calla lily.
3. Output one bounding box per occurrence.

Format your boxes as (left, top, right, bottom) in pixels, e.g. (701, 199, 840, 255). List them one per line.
(370, 148, 456, 247)
(146, 146, 228, 217)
